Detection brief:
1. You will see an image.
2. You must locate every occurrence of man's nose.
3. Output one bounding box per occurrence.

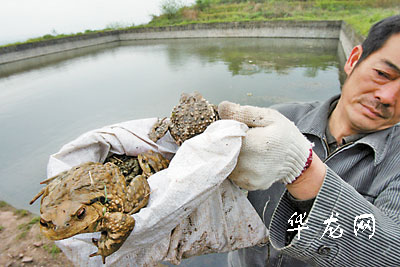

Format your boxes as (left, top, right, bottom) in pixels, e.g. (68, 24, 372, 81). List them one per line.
(374, 81, 400, 106)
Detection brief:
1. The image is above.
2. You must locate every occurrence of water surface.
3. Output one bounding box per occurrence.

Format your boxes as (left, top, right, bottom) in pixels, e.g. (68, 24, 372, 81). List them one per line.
(0, 37, 343, 211)
(0, 37, 344, 266)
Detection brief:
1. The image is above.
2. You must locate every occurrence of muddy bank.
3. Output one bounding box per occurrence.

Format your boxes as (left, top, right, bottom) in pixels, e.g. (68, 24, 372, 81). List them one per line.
(0, 200, 73, 267)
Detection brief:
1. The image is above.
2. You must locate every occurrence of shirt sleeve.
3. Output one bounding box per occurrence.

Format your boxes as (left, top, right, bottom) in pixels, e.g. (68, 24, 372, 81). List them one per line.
(269, 167, 400, 266)
(285, 192, 315, 245)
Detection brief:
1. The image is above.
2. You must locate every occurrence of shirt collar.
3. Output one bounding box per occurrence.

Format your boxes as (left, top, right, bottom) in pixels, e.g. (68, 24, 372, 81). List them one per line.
(325, 99, 366, 147)
(296, 94, 395, 165)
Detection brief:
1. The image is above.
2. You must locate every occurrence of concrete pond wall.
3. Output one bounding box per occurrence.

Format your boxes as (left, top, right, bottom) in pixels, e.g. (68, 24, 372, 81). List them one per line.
(0, 20, 364, 65)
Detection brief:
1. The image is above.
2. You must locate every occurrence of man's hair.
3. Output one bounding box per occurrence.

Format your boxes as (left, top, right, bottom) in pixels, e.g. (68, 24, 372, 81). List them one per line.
(356, 15, 400, 66)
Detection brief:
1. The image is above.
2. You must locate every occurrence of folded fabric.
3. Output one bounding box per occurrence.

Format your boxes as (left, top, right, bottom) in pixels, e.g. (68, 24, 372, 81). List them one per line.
(47, 118, 269, 266)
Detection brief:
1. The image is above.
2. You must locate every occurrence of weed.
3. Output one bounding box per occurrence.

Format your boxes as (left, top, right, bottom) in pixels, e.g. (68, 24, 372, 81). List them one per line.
(196, 0, 212, 11)
(0, 201, 8, 208)
(16, 216, 40, 239)
(43, 244, 61, 258)
(105, 22, 132, 30)
(14, 209, 29, 217)
(29, 216, 40, 225)
(161, 0, 184, 19)
(0, 225, 4, 231)
(182, 8, 199, 20)
(17, 231, 27, 239)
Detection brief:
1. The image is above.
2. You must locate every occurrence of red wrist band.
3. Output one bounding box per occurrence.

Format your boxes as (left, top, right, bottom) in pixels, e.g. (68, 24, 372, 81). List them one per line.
(303, 148, 313, 171)
(289, 148, 313, 184)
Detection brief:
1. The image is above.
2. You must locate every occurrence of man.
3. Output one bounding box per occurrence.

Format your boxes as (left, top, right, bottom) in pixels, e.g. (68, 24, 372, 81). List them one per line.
(219, 15, 400, 266)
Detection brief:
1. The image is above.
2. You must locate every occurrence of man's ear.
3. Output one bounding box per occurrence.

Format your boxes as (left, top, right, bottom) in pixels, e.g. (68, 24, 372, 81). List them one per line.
(344, 45, 363, 75)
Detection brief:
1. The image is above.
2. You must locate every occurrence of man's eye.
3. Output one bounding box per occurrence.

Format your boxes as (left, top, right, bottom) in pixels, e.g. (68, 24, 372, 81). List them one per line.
(375, 69, 390, 79)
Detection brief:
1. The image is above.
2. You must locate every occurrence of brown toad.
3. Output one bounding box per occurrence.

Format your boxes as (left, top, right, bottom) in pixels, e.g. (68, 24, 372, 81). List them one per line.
(30, 150, 169, 264)
(105, 151, 169, 184)
(149, 92, 219, 145)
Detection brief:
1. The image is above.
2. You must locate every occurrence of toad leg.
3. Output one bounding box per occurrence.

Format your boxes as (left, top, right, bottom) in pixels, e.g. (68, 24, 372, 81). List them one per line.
(89, 212, 135, 264)
(125, 175, 150, 214)
(148, 117, 170, 143)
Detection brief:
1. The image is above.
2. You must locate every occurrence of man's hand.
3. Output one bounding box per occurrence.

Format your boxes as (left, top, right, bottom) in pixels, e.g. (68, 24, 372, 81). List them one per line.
(218, 101, 325, 195)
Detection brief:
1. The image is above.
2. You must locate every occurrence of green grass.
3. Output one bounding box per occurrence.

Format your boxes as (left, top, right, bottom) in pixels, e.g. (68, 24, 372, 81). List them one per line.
(14, 209, 29, 217)
(16, 216, 40, 239)
(1, 0, 399, 48)
(43, 244, 62, 258)
(148, 0, 399, 36)
(0, 30, 103, 48)
(0, 201, 8, 208)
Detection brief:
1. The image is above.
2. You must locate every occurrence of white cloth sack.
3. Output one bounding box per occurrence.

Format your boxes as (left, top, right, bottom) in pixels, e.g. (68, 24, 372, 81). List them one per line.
(47, 118, 269, 266)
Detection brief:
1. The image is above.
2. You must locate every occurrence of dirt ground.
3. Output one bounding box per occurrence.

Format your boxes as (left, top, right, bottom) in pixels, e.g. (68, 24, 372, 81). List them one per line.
(0, 201, 73, 267)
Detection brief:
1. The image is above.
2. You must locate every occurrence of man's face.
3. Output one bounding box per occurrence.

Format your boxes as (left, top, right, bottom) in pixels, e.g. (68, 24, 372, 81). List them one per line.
(339, 33, 400, 133)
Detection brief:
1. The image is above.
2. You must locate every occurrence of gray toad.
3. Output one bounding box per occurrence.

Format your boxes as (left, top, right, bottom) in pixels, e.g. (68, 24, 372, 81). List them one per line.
(149, 92, 219, 145)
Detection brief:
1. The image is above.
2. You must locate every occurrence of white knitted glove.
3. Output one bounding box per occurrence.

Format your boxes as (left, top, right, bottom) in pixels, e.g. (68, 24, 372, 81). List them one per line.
(218, 101, 313, 191)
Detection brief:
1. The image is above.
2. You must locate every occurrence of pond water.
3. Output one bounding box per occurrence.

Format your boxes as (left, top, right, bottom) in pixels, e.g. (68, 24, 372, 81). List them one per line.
(0, 37, 344, 266)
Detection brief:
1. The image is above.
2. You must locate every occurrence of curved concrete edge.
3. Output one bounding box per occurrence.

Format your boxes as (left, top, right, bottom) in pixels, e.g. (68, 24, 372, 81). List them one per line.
(0, 20, 363, 65)
(0, 35, 120, 65)
(339, 21, 365, 59)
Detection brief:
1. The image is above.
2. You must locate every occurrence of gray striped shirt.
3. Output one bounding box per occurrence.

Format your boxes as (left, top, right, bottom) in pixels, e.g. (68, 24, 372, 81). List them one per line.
(229, 95, 400, 266)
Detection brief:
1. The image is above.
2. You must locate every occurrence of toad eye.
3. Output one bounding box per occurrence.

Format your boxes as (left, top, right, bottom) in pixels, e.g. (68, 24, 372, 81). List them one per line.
(40, 218, 49, 228)
(76, 207, 86, 220)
